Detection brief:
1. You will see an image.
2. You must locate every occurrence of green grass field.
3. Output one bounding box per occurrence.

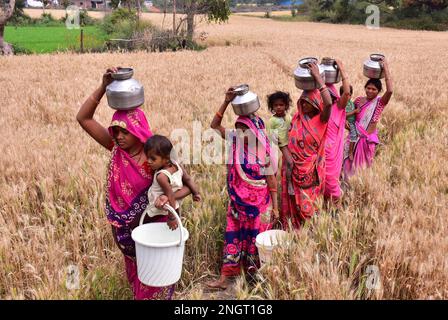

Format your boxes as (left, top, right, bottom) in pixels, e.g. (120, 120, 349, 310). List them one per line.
(4, 26, 108, 53)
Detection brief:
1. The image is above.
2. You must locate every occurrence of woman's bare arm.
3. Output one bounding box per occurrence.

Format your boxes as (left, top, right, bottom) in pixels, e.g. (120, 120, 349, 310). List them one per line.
(307, 62, 332, 123)
(380, 58, 393, 106)
(266, 174, 279, 219)
(210, 88, 236, 139)
(76, 67, 118, 150)
(335, 59, 351, 110)
(282, 146, 294, 185)
(319, 85, 333, 123)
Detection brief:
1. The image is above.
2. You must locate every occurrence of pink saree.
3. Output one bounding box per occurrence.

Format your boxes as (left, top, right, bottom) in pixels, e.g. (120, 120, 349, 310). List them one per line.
(343, 96, 381, 178)
(106, 108, 174, 300)
(323, 84, 346, 199)
(221, 115, 274, 276)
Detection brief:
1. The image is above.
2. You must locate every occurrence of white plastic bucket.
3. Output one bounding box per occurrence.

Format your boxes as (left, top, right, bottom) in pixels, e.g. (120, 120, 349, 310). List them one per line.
(255, 229, 289, 265)
(131, 205, 189, 287)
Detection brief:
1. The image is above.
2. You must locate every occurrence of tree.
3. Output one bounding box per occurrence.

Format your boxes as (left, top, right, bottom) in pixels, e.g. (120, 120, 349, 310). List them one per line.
(402, 0, 448, 10)
(182, 0, 230, 41)
(10, 0, 26, 22)
(0, 0, 16, 55)
(110, 0, 121, 9)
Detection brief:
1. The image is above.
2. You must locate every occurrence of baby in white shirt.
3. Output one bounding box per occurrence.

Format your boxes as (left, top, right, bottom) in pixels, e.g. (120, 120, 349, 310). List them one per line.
(143, 135, 201, 230)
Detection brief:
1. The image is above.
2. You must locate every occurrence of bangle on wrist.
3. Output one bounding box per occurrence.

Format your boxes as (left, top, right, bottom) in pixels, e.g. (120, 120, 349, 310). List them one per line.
(216, 111, 223, 118)
(269, 188, 278, 193)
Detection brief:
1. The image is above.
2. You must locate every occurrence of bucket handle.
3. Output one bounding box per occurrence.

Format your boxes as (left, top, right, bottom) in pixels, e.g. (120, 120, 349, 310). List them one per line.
(138, 204, 184, 247)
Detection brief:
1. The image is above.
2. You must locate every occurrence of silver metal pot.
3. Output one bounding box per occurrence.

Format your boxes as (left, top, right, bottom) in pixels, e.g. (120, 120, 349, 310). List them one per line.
(231, 84, 260, 116)
(320, 57, 341, 84)
(294, 57, 326, 90)
(106, 67, 145, 110)
(363, 54, 385, 79)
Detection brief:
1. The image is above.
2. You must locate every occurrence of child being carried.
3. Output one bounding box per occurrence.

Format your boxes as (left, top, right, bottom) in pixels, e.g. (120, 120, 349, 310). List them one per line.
(143, 135, 201, 230)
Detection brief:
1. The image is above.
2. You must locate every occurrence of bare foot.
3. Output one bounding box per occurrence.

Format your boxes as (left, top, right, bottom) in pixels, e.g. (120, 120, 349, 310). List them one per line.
(206, 277, 228, 290)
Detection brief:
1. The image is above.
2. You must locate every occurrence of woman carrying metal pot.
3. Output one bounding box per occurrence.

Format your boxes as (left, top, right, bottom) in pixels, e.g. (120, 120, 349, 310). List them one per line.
(280, 62, 333, 229)
(322, 59, 352, 204)
(342, 57, 394, 178)
(207, 87, 279, 290)
(76, 67, 192, 300)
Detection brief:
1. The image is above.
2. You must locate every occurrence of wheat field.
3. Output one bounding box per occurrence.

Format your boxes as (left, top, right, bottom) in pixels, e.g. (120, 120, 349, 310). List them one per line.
(1, 14, 447, 299)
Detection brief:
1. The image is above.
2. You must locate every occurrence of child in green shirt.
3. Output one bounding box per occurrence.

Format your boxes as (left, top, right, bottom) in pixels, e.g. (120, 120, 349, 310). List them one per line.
(266, 91, 292, 164)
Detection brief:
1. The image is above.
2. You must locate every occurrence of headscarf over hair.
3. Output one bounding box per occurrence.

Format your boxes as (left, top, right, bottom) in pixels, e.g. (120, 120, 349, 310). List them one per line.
(106, 108, 154, 227)
(226, 114, 276, 220)
(108, 108, 152, 144)
(299, 89, 324, 113)
(234, 114, 277, 174)
(279, 89, 328, 226)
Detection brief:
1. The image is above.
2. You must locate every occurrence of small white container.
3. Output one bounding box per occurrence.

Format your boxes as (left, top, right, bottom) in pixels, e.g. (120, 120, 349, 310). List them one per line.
(255, 229, 289, 266)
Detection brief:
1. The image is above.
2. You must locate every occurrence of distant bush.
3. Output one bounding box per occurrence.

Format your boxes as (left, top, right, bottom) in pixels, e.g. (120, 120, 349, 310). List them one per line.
(11, 43, 32, 55)
(109, 8, 139, 25)
(9, 14, 32, 26)
(99, 8, 206, 52)
(35, 13, 61, 26)
(100, 8, 141, 37)
(106, 27, 206, 53)
(9, 12, 62, 27)
(9, 10, 33, 26)
(10, 11, 99, 27)
(383, 7, 448, 31)
(303, 0, 448, 31)
(58, 10, 98, 27)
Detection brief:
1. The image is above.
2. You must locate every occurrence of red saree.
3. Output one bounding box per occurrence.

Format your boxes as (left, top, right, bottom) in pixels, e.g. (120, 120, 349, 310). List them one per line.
(280, 89, 328, 229)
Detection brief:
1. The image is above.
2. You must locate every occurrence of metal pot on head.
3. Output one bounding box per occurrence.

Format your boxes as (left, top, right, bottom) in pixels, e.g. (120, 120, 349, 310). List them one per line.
(294, 57, 326, 90)
(320, 57, 341, 84)
(106, 67, 145, 110)
(230, 84, 260, 116)
(363, 54, 385, 79)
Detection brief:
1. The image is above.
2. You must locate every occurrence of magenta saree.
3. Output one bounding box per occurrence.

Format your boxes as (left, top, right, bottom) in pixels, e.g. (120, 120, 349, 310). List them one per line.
(221, 115, 274, 276)
(323, 84, 346, 199)
(106, 108, 174, 300)
(342, 96, 382, 178)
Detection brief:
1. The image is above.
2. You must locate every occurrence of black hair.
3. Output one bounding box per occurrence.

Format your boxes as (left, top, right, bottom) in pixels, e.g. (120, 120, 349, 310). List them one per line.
(340, 84, 354, 96)
(364, 78, 382, 92)
(144, 135, 173, 159)
(267, 91, 292, 113)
